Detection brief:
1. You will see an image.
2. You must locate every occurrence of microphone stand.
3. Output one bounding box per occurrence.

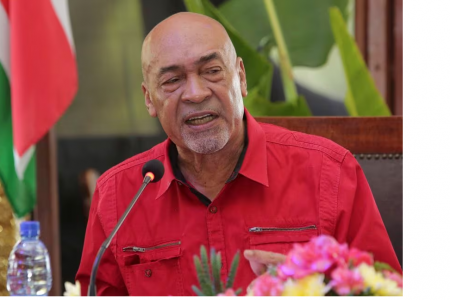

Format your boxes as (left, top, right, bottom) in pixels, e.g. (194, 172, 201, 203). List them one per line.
(88, 175, 152, 296)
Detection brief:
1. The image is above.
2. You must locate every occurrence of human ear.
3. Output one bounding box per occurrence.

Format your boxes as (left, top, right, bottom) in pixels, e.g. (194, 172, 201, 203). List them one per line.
(237, 58, 248, 97)
(141, 82, 157, 117)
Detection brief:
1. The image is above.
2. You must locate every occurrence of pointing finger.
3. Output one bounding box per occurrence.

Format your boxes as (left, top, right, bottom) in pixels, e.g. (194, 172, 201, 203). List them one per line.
(243, 249, 286, 265)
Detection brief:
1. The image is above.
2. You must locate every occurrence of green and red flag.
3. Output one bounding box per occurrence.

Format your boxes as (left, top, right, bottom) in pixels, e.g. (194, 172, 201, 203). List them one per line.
(0, 0, 77, 217)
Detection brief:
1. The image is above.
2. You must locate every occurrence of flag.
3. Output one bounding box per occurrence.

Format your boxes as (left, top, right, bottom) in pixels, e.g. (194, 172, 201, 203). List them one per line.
(0, 0, 77, 217)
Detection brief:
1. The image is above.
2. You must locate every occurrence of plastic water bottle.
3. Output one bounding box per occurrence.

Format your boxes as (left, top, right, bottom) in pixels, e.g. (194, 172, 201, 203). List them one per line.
(6, 221, 52, 296)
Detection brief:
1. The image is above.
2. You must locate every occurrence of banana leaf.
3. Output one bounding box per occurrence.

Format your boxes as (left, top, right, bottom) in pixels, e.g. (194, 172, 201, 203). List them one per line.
(184, 0, 272, 97)
(184, 0, 311, 116)
(244, 88, 309, 117)
(218, 0, 348, 68)
(330, 7, 391, 116)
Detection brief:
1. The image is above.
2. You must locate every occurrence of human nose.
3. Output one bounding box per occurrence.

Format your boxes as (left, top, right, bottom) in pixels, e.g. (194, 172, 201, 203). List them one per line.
(181, 75, 211, 103)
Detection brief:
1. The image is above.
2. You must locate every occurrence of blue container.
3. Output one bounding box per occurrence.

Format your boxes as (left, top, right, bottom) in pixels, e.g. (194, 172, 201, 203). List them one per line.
(6, 221, 52, 296)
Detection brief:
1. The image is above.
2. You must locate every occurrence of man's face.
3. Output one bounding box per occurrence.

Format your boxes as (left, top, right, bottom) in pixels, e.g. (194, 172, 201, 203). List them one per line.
(142, 23, 247, 154)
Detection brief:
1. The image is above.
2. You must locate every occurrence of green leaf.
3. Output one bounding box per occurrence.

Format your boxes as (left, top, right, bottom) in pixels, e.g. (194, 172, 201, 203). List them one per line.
(374, 261, 397, 274)
(200, 246, 213, 294)
(192, 285, 206, 296)
(219, 0, 349, 67)
(226, 251, 240, 289)
(244, 88, 311, 116)
(211, 249, 223, 294)
(263, 0, 297, 102)
(344, 90, 358, 116)
(209, 249, 216, 295)
(184, 0, 273, 98)
(330, 7, 391, 116)
(184, 0, 312, 116)
(194, 254, 212, 295)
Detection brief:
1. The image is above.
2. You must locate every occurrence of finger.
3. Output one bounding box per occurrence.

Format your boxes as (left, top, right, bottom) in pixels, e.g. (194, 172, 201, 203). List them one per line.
(244, 249, 286, 265)
(248, 259, 267, 276)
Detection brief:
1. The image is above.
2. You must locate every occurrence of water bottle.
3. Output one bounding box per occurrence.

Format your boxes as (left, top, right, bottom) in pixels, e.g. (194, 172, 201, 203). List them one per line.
(6, 221, 52, 296)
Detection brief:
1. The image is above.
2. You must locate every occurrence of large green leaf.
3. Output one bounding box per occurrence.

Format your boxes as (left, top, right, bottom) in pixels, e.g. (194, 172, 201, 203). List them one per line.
(244, 88, 310, 117)
(184, 0, 311, 116)
(184, 0, 272, 98)
(330, 7, 391, 116)
(344, 91, 358, 116)
(219, 0, 348, 67)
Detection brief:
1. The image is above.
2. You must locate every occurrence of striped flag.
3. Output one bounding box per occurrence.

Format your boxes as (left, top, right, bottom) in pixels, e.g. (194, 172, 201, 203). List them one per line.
(0, 0, 77, 217)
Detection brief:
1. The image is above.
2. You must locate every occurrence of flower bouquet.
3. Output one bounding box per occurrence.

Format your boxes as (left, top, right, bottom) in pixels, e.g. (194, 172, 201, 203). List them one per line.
(193, 235, 403, 296)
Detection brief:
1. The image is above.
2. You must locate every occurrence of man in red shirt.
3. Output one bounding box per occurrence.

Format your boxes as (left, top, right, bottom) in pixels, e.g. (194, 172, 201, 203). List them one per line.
(76, 12, 401, 296)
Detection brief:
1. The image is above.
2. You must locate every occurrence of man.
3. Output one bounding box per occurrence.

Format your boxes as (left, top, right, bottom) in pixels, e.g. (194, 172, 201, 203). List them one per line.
(76, 12, 401, 296)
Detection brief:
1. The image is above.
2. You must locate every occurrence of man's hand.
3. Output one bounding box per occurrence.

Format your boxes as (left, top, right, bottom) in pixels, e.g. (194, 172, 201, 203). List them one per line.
(243, 249, 286, 276)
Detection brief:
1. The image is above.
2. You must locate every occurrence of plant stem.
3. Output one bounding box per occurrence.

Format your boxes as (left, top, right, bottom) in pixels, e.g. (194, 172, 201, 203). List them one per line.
(183, 0, 205, 14)
(263, 0, 297, 102)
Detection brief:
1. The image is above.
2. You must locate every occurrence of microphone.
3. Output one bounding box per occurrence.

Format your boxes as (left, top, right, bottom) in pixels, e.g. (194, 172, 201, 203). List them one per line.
(88, 159, 165, 296)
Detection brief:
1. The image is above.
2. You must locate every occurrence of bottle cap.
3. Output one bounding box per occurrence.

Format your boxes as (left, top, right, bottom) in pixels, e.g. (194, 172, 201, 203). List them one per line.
(20, 221, 40, 238)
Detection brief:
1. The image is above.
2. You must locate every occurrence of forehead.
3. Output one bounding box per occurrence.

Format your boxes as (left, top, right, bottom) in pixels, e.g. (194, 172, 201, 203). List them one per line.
(146, 27, 230, 74)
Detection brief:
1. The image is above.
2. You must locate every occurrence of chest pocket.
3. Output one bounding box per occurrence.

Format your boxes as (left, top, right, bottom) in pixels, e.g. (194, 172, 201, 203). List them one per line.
(247, 223, 318, 255)
(121, 240, 183, 296)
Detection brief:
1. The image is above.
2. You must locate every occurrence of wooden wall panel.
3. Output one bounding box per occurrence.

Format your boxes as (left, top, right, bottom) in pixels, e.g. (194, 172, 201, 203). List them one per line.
(393, 0, 403, 115)
(355, 0, 368, 61)
(35, 130, 61, 296)
(354, 0, 402, 115)
(367, 0, 390, 103)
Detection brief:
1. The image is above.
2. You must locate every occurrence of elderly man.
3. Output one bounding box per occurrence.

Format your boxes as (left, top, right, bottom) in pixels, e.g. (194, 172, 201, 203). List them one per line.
(76, 12, 401, 296)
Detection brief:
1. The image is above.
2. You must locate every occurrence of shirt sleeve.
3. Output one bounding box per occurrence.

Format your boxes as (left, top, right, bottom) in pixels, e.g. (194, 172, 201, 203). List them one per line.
(334, 152, 402, 274)
(75, 187, 128, 296)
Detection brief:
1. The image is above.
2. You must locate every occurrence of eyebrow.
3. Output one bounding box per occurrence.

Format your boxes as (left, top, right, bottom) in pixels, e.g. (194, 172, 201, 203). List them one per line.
(157, 65, 181, 79)
(195, 52, 221, 65)
(157, 52, 223, 79)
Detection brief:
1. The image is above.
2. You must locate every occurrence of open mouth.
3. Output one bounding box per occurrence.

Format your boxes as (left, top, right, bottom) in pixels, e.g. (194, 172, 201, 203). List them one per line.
(185, 114, 218, 125)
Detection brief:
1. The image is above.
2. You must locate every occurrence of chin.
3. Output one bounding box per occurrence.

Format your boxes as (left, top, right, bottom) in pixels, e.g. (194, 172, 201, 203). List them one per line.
(185, 136, 229, 154)
(189, 141, 225, 154)
(182, 127, 230, 154)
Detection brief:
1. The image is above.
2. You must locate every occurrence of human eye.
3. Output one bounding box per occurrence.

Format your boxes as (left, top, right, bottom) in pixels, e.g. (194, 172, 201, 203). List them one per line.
(160, 75, 183, 92)
(205, 67, 221, 75)
(163, 77, 180, 85)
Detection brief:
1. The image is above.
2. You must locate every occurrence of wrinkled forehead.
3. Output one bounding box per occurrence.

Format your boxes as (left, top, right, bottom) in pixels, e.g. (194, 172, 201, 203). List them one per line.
(142, 22, 235, 79)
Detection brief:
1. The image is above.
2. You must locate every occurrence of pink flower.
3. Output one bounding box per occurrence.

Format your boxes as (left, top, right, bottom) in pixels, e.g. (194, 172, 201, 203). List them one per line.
(278, 236, 348, 280)
(346, 248, 374, 267)
(312, 235, 349, 268)
(250, 273, 284, 296)
(330, 267, 365, 295)
(383, 270, 403, 288)
(217, 288, 237, 296)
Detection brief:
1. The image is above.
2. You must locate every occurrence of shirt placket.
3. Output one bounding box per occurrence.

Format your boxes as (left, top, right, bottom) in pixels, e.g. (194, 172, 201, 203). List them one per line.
(206, 202, 228, 282)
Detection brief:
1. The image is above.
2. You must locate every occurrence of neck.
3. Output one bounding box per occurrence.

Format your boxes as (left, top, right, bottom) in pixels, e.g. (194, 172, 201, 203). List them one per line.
(177, 123, 245, 199)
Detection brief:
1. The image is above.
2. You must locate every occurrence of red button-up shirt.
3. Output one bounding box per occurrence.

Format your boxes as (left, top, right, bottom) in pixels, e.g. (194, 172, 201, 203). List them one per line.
(76, 110, 401, 296)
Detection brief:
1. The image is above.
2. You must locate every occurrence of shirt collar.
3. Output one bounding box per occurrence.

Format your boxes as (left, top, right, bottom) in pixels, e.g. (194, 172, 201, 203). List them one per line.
(155, 107, 269, 199)
(156, 139, 178, 199)
(239, 108, 269, 187)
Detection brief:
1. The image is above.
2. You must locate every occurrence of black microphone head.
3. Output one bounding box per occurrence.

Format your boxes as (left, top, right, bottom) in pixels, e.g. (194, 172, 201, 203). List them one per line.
(142, 159, 165, 182)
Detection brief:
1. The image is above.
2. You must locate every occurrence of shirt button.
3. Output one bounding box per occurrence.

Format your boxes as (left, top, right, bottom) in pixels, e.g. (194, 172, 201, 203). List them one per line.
(177, 181, 182, 186)
(209, 206, 218, 214)
(145, 269, 152, 277)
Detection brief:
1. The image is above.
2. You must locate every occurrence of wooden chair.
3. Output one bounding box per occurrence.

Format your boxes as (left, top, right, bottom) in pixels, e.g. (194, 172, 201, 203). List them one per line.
(255, 116, 403, 266)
